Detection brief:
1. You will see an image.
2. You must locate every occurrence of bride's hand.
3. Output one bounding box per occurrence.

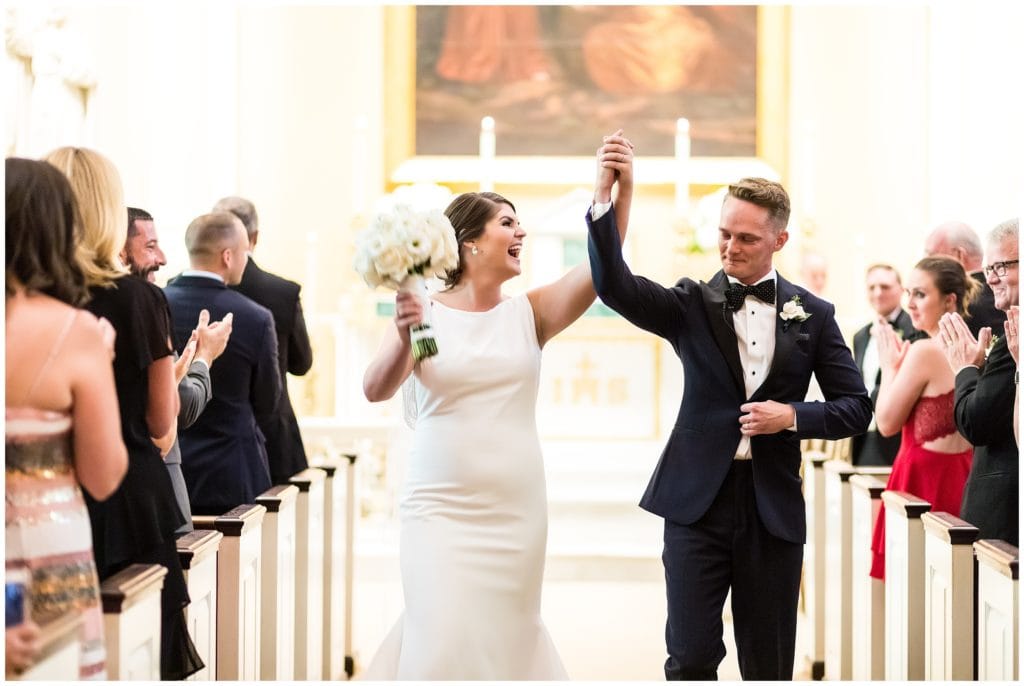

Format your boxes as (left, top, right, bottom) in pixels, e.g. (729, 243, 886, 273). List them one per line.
(394, 290, 424, 348)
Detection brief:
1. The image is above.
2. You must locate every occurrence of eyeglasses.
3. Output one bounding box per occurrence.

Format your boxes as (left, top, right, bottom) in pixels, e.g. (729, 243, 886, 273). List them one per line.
(982, 260, 1019, 278)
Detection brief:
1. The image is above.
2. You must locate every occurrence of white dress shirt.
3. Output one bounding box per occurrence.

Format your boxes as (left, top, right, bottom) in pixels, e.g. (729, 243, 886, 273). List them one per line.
(728, 271, 778, 459)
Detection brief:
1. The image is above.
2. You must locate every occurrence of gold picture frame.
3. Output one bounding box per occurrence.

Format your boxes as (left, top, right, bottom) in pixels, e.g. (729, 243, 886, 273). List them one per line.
(383, 5, 790, 191)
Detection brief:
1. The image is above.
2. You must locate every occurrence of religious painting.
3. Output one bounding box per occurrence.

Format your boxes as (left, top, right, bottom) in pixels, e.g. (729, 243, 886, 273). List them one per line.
(413, 5, 758, 157)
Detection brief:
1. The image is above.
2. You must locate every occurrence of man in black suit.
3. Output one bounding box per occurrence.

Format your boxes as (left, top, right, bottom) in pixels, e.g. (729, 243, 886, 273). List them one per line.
(164, 212, 280, 516)
(939, 218, 1018, 545)
(850, 264, 918, 466)
(588, 177, 872, 680)
(925, 220, 1006, 337)
(212, 196, 313, 484)
(123, 208, 232, 532)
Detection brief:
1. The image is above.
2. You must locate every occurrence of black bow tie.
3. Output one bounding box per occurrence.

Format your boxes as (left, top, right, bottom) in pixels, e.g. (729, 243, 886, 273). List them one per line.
(724, 280, 776, 311)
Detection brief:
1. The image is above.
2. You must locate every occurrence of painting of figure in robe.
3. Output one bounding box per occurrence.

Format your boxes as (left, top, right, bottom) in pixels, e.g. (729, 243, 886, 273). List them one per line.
(414, 5, 757, 157)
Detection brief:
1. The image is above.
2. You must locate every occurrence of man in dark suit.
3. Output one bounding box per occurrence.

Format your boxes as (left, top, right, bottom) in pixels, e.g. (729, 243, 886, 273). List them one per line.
(588, 177, 872, 680)
(123, 208, 232, 532)
(925, 220, 1006, 337)
(850, 264, 918, 466)
(939, 218, 1018, 545)
(164, 212, 280, 516)
(212, 196, 313, 484)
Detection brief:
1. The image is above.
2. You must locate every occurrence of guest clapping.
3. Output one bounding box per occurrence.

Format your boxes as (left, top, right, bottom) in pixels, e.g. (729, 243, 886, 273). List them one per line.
(870, 257, 977, 579)
(45, 146, 204, 679)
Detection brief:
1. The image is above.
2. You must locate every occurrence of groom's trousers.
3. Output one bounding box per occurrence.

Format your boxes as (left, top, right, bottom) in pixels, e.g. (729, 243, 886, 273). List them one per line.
(662, 460, 802, 680)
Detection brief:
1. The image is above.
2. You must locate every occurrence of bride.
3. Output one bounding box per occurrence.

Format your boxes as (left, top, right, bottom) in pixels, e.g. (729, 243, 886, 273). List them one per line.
(360, 131, 633, 679)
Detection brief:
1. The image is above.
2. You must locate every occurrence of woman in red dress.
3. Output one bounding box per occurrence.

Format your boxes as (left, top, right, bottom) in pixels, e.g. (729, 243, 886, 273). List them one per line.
(870, 256, 978, 579)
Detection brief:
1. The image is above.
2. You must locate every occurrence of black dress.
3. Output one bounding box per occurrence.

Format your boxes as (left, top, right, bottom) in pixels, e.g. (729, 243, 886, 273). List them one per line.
(84, 275, 203, 680)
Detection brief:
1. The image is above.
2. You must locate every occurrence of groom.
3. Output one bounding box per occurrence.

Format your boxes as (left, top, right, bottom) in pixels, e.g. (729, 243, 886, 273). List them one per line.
(587, 177, 871, 680)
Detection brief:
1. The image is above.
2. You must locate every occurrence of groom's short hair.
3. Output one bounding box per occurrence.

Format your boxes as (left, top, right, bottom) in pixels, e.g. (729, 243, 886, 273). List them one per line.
(727, 178, 790, 233)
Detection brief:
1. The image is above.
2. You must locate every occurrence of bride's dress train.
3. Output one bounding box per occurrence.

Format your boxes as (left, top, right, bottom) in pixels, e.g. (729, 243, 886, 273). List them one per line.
(361, 295, 567, 680)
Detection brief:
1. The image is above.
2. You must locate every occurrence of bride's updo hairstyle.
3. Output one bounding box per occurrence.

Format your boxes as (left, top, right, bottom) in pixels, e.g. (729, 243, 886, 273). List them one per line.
(914, 255, 979, 317)
(442, 191, 516, 288)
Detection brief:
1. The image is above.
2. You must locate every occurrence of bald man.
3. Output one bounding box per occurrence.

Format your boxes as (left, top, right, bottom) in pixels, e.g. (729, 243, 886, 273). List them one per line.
(925, 220, 1006, 337)
(164, 212, 281, 515)
(213, 196, 313, 485)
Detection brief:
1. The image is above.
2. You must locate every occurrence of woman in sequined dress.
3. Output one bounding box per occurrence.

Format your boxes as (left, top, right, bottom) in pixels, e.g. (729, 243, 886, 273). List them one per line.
(5, 157, 128, 679)
(869, 256, 978, 579)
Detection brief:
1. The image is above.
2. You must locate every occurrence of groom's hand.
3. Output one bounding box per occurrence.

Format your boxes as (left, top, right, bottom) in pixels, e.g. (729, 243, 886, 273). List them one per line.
(739, 400, 797, 436)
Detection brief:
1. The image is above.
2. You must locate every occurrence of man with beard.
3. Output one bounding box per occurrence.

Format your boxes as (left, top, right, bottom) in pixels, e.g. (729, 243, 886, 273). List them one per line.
(122, 208, 231, 532)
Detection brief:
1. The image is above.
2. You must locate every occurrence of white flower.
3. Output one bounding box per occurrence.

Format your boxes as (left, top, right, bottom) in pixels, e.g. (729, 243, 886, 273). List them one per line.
(779, 296, 811, 322)
(353, 201, 460, 291)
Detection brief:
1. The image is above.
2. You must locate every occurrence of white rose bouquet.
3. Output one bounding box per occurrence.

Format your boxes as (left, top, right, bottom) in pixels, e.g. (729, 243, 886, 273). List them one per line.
(353, 204, 459, 360)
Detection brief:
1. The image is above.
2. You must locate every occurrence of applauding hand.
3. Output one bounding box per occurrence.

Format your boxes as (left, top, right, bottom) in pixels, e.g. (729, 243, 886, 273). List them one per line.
(873, 316, 910, 374)
(937, 312, 989, 371)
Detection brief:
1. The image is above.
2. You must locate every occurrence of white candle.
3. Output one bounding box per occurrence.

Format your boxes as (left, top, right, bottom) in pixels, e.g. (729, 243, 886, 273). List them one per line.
(352, 115, 368, 215)
(305, 231, 318, 314)
(675, 117, 691, 219)
(801, 118, 816, 218)
(479, 115, 495, 192)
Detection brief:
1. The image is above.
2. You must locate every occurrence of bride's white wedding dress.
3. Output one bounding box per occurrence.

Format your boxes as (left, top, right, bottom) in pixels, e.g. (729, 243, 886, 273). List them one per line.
(362, 294, 567, 680)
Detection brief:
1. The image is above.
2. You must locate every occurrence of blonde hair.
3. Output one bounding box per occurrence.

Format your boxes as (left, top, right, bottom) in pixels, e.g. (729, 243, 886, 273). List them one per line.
(43, 147, 126, 288)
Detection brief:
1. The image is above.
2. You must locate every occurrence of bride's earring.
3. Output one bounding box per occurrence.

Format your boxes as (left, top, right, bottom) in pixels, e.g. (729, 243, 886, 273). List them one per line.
(471, 245, 479, 255)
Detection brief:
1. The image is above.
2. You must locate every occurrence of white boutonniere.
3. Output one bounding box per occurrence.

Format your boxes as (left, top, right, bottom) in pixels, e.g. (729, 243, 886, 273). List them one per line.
(780, 295, 811, 332)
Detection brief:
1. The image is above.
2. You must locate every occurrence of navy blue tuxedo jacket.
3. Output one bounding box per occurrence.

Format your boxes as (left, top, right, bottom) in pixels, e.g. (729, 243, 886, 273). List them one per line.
(588, 209, 872, 543)
(164, 275, 281, 515)
(230, 259, 313, 483)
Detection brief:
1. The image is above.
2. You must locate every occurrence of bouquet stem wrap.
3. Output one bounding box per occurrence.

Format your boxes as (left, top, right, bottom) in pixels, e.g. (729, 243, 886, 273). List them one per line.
(401, 273, 438, 361)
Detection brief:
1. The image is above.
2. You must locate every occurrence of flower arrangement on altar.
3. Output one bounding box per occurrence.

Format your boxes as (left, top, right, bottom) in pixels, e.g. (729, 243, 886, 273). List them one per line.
(353, 203, 459, 360)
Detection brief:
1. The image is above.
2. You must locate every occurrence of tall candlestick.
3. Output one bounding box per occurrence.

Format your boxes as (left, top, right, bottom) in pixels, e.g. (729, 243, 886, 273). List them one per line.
(352, 115, 368, 216)
(479, 115, 495, 192)
(675, 117, 691, 219)
(305, 231, 318, 315)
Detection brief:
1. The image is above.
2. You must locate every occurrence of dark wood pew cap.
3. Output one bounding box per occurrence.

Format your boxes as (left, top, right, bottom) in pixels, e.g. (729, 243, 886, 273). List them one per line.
(255, 484, 300, 512)
(921, 512, 980, 545)
(176, 529, 224, 569)
(289, 467, 327, 492)
(823, 459, 857, 480)
(193, 503, 266, 536)
(974, 539, 1019, 580)
(849, 473, 888, 497)
(880, 490, 932, 518)
(101, 563, 167, 613)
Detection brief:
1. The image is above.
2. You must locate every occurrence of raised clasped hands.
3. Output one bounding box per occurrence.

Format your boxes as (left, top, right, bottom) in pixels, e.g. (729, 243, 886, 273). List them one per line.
(739, 399, 796, 436)
(872, 315, 910, 373)
(595, 128, 634, 204)
(937, 312, 989, 371)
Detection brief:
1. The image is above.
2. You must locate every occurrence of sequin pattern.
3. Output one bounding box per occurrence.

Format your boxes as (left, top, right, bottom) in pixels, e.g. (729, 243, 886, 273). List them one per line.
(6, 407, 107, 680)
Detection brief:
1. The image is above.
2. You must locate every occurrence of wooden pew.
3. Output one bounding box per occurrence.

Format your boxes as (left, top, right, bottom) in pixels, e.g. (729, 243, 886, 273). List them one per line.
(290, 468, 327, 679)
(974, 539, 1019, 680)
(101, 563, 167, 680)
(922, 512, 978, 680)
(177, 529, 224, 680)
(881, 490, 931, 680)
(194, 504, 266, 680)
(12, 613, 82, 681)
(801, 447, 829, 680)
(255, 484, 299, 680)
(823, 461, 891, 680)
(850, 473, 887, 680)
(310, 453, 355, 680)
